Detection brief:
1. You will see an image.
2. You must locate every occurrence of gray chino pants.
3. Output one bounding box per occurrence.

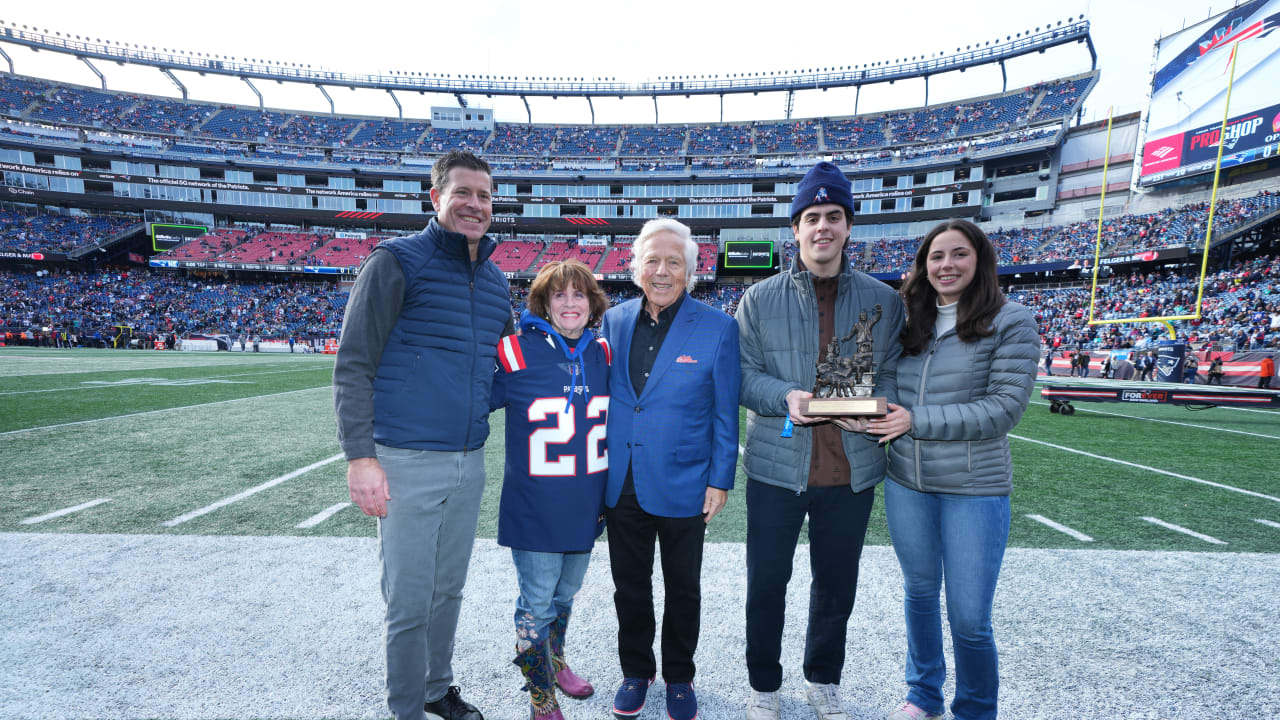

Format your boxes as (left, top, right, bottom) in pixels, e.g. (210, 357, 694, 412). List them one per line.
(375, 444, 486, 720)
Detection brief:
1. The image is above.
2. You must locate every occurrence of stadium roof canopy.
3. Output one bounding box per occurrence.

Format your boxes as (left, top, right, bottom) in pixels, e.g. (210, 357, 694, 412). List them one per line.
(0, 18, 1095, 122)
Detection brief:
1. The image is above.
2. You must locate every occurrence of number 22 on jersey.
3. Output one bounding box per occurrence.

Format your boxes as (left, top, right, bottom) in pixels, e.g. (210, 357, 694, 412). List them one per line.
(527, 396, 609, 477)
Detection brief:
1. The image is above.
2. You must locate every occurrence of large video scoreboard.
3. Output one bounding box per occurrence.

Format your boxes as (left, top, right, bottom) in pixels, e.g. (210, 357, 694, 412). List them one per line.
(149, 223, 208, 252)
(1138, 0, 1280, 186)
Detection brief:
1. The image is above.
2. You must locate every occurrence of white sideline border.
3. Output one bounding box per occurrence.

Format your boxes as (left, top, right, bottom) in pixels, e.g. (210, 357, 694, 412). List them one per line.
(1140, 516, 1228, 545)
(1009, 434, 1280, 504)
(1025, 513, 1094, 542)
(162, 454, 345, 527)
(1254, 518, 1280, 530)
(0, 386, 331, 438)
(295, 502, 352, 529)
(20, 498, 111, 525)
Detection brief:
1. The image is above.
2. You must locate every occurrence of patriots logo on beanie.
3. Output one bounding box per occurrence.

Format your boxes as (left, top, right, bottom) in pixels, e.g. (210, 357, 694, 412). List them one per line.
(790, 161, 854, 221)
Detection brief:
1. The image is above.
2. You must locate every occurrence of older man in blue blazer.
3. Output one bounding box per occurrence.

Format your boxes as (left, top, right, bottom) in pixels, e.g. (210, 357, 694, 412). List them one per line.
(600, 218, 740, 720)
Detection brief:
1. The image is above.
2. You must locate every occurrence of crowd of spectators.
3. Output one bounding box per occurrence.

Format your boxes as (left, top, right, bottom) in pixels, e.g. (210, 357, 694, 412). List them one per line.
(2, 250, 1276, 353)
(0, 210, 140, 254)
(171, 141, 248, 157)
(197, 107, 291, 141)
(1, 70, 1095, 171)
(0, 268, 348, 341)
(421, 127, 488, 154)
(115, 96, 213, 135)
(886, 93, 1030, 146)
(843, 191, 1280, 274)
(248, 146, 327, 163)
(755, 120, 819, 154)
(823, 117, 887, 150)
(1031, 77, 1092, 121)
(270, 113, 360, 147)
(348, 120, 428, 151)
(620, 159, 686, 172)
(554, 126, 621, 156)
(0, 74, 50, 113)
(1012, 255, 1280, 350)
(690, 156, 757, 171)
(687, 124, 753, 155)
(330, 151, 399, 166)
(619, 126, 686, 156)
(28, 87, 135, 127)
(488, 124, 558, 155)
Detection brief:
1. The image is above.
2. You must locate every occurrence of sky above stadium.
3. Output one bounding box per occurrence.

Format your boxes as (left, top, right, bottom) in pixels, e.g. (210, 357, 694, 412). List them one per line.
(1, 0, 1251, 127)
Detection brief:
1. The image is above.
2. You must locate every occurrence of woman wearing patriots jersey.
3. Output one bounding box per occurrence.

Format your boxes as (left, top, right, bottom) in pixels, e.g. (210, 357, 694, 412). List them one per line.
(491, 260, 612, 720)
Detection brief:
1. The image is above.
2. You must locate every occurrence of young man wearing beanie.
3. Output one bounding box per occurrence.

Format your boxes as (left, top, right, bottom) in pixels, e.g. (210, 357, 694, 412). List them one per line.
(735, 161, 905, 720)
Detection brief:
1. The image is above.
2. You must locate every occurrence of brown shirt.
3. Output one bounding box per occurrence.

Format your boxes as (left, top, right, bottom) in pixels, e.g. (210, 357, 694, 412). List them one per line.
(808, 275, 852, 487)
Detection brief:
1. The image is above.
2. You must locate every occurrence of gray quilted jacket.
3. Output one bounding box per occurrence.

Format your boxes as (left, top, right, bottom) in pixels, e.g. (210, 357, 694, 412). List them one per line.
(886, 301, 1039, 496)
(737, 255, 906, 493)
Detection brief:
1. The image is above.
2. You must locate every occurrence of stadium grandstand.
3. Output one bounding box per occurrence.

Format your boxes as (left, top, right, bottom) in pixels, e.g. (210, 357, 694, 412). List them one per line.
(0, 14, 1277, 359)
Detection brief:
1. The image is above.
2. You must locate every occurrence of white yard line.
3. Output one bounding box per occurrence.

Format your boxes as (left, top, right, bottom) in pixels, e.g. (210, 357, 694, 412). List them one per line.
(1024, 513, 1094, 542)
(0, 367, 323, 396)
(1029, 400, 1280, 440)
(1009, 434, 1280, 504)
(20, 498, 111, 525)
(0, 386, 331, 438)
(1220, 405, 1280, 415)
(1139, 516, 1228, 545)
(162, 454, 345, 528)
(0, 354, 78, 361)
(1254, 518, 1280, 530)
(295, 502, 353, 529)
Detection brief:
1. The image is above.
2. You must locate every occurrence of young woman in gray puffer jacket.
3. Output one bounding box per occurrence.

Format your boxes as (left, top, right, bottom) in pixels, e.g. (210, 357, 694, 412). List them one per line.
(867, 218, 1039, 720)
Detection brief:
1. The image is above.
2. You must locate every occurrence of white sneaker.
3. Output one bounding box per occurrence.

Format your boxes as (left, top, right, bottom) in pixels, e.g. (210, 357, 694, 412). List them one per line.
(746, 689, 780, 720)
(887, 700, 944, 720)
(803, 680, 850, 720)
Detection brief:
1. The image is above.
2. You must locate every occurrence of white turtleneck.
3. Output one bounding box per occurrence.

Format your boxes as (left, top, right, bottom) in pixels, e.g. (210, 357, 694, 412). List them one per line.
(935, 300, 958, 338)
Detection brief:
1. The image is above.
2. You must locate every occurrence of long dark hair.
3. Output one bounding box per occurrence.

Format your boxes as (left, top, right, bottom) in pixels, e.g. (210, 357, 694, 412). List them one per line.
(900, 218, 1005, 356)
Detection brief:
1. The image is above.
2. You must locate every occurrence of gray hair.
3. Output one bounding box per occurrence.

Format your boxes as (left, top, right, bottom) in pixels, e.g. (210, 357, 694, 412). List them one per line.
(629, 218, 699, 292)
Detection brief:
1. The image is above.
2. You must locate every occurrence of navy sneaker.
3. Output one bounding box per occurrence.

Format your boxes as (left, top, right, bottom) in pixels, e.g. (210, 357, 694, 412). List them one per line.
(666, 681, 697, 720)
(613, 676, 654, 719)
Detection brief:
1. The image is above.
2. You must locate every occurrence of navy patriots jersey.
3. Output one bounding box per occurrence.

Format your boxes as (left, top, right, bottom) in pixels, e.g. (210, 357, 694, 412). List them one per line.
(491, 326, 612, 552)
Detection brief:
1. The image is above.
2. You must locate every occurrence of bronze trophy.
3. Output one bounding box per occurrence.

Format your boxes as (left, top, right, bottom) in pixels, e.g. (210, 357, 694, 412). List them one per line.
(801, 304, 888, 416)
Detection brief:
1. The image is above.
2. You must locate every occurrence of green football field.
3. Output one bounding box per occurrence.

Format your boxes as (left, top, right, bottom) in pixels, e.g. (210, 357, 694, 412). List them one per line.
(1, 346, 1277, 553)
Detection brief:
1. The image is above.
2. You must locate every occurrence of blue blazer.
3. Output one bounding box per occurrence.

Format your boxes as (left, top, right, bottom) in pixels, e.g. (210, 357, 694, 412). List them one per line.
(601, 294, 741, 517)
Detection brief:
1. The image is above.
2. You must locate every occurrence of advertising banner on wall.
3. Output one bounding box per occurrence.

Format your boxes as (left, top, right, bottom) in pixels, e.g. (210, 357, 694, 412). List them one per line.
(1139, 0, 1280, 185)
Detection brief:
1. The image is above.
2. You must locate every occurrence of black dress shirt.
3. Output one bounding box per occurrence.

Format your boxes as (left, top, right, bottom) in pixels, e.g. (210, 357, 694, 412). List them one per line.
(628, 292, 686, 396)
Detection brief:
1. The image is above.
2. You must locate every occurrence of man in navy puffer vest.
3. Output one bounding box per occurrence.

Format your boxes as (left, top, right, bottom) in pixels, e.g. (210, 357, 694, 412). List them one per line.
(334, 151, 513, 720)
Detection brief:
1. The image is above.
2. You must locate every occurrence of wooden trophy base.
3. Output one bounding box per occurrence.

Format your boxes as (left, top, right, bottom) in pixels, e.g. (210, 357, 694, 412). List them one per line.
(801, 396, 887, 417)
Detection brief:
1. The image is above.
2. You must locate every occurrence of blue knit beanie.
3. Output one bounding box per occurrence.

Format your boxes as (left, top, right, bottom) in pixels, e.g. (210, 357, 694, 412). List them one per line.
(790, 161, 854, 222)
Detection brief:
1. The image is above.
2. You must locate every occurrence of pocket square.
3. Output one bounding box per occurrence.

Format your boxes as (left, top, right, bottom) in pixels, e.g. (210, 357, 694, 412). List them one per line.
(676, 354, 698, 364)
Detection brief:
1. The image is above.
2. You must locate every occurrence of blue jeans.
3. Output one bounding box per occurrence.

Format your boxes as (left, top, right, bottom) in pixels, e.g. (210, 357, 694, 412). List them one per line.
(510, 548, 591, 649)
(884, 479, 1010, 720)
(745, 479, 874, 691)
(375, 445, 486, 720)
